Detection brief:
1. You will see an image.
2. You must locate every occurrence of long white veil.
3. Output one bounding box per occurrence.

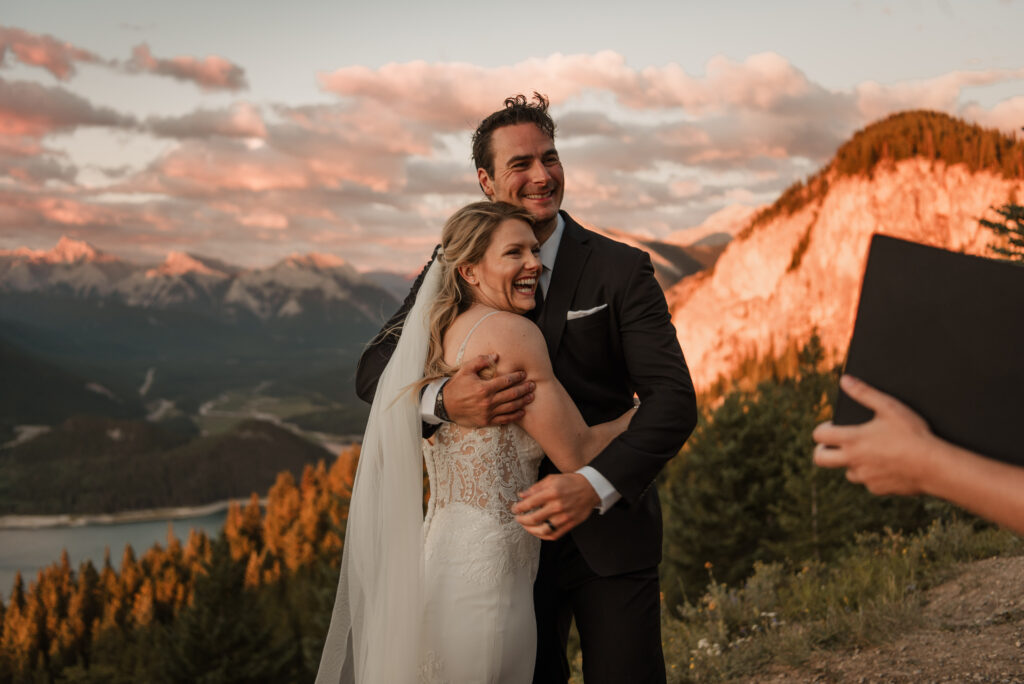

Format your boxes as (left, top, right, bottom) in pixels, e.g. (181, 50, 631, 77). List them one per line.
(316, 258, 441, 684)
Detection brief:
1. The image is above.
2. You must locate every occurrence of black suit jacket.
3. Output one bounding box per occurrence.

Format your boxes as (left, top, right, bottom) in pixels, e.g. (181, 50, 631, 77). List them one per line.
(355, 212, 697, 576)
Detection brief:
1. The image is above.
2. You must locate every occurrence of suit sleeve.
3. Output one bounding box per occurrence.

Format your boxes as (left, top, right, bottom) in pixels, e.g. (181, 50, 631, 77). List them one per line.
(587, 252, 698, 505)
(355, 246, 438, 403)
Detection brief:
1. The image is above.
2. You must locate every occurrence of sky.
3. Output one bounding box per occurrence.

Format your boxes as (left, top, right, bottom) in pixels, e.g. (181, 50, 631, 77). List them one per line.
(1, 0, 1022, 272)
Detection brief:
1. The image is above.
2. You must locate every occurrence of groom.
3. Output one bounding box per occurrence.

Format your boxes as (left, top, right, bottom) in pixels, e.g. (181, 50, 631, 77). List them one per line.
(356, 94, 697, 683)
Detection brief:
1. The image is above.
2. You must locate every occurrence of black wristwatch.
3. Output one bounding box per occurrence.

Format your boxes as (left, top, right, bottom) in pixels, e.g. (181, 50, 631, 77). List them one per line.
(434, 379, 451, 423)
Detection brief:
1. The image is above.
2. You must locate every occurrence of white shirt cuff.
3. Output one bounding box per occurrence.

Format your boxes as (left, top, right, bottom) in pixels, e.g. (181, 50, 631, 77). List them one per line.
(576, 466, 621, 514)
(420, 378, 449, 425)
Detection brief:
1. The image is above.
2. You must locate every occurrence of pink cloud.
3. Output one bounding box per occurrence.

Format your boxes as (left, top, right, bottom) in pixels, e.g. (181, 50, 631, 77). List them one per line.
(960, 96, 1024, 134)
(213, 202, 290, 230)
(317, 52, 632, 128)
(629, 52, 815, 112)
(856, 68, 1024, 122)
(147, 102, 267, 139)
(127, 43, 248, 92)
(0, 25, 106, 80)
(150, 140, 311, 193)
(4, 42, 1023, 272)
(0, 190, 119, 230)
(0, 76, 135, 137)
(317, 51, 818, 126)
(270, 106, 430, 192)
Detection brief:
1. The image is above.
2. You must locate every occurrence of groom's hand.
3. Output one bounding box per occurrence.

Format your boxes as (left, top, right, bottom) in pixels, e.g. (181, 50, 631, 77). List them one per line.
(445, 354, 535, 428)
(513, 473, 599, 540)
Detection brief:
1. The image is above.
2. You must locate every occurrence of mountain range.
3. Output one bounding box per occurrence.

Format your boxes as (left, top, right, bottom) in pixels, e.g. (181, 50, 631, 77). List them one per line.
(3, 109, 1020, 430)
(0, 242, 408, 436)
(0, 238, 397, 322)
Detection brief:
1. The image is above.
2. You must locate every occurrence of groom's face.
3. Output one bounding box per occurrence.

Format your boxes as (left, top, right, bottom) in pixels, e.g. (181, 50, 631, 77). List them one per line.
(477, 123, 564, 242)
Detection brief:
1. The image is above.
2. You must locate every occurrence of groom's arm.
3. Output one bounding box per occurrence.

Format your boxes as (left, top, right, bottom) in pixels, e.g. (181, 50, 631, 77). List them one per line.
(586, 251, 697, 504)
(515, 251, 696, 539)
(355, 250, 437, 403)
(355, 246, 535, 425)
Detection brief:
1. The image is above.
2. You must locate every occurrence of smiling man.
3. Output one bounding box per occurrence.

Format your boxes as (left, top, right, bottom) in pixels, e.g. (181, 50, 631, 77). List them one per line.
(356, 93, 697, 684)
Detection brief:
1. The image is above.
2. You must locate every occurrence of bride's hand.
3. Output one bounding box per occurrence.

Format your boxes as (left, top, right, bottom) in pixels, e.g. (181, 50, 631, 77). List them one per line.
(513, 473, 600, 540)
(443, 354, 536, 428)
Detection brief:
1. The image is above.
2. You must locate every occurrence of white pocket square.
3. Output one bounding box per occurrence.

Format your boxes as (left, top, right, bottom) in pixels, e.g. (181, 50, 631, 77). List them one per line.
(566, 304, 608, 320)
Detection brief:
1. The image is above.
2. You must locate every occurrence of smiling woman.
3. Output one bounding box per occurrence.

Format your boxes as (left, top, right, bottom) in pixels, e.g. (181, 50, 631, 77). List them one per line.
(419, 201, 540, 383)
(456, 219, 540, 314)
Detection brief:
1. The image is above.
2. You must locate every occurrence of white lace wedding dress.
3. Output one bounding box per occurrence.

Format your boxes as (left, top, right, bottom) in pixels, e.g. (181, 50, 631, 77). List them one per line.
(418, 312, 545, 683)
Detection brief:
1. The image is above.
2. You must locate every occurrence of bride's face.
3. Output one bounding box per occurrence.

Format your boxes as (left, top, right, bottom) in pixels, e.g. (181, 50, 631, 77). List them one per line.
(462, 219, 541, 314)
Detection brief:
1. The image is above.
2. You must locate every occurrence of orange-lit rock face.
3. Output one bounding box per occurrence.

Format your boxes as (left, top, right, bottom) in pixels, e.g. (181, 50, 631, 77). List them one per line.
(670, 159, 1024, 389)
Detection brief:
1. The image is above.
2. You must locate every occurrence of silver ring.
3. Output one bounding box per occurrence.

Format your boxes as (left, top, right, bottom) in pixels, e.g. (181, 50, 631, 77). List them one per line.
(544, 519, 557, 534)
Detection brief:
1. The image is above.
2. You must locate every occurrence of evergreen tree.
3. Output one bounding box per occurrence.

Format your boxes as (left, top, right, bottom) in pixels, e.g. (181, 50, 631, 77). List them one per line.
(981, 203, 1024, 263)
(659, 336, 936, 610)
(158, 537, 296, 684)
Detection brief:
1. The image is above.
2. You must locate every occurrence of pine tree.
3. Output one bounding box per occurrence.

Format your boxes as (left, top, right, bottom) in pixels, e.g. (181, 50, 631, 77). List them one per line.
(159, 537, 295, 683)
(981, 203, 1024, 263)
(659, 336, 936, 610)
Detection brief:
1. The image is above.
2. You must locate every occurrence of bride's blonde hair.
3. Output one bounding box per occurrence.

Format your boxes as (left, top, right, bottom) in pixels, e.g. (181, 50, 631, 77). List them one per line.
(421, 201, 535, 385)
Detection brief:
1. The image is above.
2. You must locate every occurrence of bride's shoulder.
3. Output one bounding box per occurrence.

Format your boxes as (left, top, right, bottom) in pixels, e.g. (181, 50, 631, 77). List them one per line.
(478, 310, 541, 340)
(462, 309, 546, 361)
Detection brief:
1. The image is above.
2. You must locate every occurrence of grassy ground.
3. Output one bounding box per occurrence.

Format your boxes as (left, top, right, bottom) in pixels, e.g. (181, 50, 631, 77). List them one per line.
(660, 519, 1022, 682)
(564, 519, 1022, 683)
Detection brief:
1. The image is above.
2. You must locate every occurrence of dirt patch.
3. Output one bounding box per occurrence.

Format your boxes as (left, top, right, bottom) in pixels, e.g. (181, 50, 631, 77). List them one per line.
(752, 556, 1024, 683)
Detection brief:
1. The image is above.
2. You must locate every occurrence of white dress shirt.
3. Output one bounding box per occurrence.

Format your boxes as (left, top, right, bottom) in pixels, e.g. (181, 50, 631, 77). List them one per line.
(420, 213, 621, 513)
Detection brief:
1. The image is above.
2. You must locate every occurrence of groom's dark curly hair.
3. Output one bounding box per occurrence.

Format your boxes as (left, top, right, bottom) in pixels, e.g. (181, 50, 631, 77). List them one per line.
(471, 92, 557, 178)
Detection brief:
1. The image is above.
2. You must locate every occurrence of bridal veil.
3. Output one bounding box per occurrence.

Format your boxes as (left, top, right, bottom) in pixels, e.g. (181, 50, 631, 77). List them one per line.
(315, 259, 441, 683)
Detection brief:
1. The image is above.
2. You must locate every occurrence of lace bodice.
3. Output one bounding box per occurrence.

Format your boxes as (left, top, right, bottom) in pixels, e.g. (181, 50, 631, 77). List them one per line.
(423, 309, 545, 526)
(423, 422, 544, 526)
(420, 310, 545, 586)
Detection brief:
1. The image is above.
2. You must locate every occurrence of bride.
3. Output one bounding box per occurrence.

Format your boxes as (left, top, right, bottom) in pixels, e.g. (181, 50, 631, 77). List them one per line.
(316, 202, 633, 683)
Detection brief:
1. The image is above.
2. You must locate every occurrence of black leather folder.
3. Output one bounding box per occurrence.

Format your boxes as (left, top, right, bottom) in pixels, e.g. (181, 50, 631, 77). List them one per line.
(834, 234, 1024, 466)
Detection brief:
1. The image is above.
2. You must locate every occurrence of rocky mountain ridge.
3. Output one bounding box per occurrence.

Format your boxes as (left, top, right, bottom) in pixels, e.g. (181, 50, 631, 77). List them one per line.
(669, 109, 1024, 390)
(671, 157, 1023, 389)
(0, 238, 395, 321)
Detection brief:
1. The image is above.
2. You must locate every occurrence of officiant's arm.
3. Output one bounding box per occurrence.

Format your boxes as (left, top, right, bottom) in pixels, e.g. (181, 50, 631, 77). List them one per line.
(586, 252, 698, 505)
(814, 375, 1024, 535)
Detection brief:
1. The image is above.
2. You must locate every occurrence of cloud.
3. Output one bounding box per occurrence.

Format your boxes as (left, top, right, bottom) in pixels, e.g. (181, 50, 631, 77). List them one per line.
(0, 25, 106, 80)
(4, 43, 1024, 271)
(318, 51, 820, 127)
(131, 139, 313, 194)
(146, 102, 267, 139)
(0, 189, 123, 231)
(959, 95, 1024, 133)
(126, 43, 248, 91)
(0, 76, 135, 137)
(0, 151, 77, 187)
(0, 26, 248, 92)
(856, 68, 1024, 122)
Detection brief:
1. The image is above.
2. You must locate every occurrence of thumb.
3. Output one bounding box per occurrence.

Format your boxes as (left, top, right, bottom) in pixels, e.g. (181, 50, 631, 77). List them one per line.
(839, 375, 899, 415)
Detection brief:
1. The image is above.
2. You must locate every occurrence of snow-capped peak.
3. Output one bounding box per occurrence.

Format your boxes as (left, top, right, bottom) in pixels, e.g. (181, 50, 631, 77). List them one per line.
(48, 236, 103, 264)
(284, 252, 348, 270)
(146, 251, 228, 278)
(0, 246, 47, 259)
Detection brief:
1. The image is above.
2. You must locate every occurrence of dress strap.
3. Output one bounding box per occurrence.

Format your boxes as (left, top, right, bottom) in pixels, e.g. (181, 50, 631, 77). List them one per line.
(455, 310, 502, 365)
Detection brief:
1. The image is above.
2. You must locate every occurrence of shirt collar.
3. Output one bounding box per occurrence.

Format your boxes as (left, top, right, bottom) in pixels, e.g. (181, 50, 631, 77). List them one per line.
(539, 213, 565, 273)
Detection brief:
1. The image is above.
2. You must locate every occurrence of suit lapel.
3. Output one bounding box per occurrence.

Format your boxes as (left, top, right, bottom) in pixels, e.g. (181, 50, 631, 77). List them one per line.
(539, 213, 591, 360)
